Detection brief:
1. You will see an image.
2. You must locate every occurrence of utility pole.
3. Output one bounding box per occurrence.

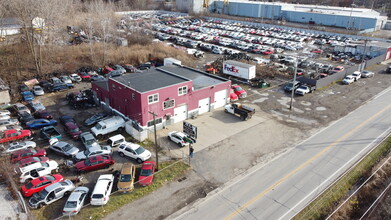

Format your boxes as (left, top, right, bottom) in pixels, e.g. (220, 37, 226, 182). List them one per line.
(289, 59, 298, 110)
(148, 111, 159, 170)
(360, 39, 368, 71)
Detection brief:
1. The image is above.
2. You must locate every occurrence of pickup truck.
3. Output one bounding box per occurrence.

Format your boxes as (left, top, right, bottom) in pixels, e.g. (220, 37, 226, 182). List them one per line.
(41, 126, 62, 140)
(0, 129, 32, 144)
(295, 85, 315, 96)
(224, 103, 255, 121)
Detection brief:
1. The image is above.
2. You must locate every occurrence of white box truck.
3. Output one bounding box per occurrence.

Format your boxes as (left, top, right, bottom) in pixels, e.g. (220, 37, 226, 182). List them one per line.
(223, 60, 256, 80)
(91, 116, 126, 139)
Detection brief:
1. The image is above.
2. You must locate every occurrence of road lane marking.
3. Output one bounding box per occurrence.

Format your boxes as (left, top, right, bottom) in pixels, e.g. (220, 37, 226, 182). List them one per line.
(224, 103, 391, 220)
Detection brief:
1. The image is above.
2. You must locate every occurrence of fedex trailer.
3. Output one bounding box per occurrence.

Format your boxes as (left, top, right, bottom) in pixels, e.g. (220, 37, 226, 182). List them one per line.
(223, 60, 256, 80)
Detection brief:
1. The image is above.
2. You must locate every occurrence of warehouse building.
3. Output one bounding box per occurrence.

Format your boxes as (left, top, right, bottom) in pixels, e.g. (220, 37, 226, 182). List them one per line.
(92, 61, 231, 130)
(204, 0, 388, 31)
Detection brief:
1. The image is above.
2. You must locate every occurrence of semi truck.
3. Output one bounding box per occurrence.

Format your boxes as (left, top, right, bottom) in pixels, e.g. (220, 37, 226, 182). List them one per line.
(223, 60, 256, 80)
(224, 103, 255, 121)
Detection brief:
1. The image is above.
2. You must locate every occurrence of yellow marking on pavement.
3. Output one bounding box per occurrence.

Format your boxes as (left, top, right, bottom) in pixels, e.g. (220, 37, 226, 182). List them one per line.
(225, 103, 391, 220)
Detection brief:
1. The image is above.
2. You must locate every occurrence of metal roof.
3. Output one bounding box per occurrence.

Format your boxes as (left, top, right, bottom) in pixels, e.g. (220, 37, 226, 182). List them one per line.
(92, 80, 109, 91)
(224, 60, 255, 68)
(158, 65, 228, 90)
(112, 69, 189, 93)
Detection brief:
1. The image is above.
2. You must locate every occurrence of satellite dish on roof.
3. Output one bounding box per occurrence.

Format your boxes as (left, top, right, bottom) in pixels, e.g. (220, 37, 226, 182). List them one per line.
(32, 17, 45, 29)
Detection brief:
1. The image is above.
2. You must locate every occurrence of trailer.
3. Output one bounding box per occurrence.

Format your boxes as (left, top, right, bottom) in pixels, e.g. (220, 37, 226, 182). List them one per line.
(224, 103, 255, 121)
(223, 60, 256, 80)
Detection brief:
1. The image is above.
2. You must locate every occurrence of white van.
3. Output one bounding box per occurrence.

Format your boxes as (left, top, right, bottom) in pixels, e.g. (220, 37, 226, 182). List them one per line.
(90, 174, 114, 206)
(107, 134, 126, 147)
(91, 116, 125, 139)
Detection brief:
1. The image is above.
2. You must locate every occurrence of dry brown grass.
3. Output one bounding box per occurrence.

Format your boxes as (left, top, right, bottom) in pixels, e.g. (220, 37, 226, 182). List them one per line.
(0, 41, 196, 83)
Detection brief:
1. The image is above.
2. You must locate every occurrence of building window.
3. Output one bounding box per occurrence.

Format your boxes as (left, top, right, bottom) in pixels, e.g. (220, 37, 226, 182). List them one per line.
(147, 118, 162, 127)
(132, 93, 136, 101)
(178, 86, 187, 96)
(163, 99, 175, 110)
(148, 94, 159, 104)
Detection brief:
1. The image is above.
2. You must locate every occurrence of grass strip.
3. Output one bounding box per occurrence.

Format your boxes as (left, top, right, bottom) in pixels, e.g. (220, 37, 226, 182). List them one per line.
(31, 160, 190, 220)
(294, 134, 391, 220)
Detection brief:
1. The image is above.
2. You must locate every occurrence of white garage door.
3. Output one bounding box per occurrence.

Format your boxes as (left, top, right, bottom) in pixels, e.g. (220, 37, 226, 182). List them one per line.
(214, 89, 228, 109)
(198, 97, 210, 114)
(174, 105, 188, 123)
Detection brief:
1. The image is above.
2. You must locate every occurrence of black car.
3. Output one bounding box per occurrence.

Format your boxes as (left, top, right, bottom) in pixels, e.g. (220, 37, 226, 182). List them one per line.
(387, 65, 391, 73)
(19, 84, 30, 93)
(39, 80, 52, 90)
(33, 110, 53, 120)
(18, 112, 35, 125)
(84, 112, 109, 126)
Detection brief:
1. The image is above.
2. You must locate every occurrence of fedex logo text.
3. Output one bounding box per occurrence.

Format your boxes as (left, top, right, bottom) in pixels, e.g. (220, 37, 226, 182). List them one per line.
(224, 64, 239, 73)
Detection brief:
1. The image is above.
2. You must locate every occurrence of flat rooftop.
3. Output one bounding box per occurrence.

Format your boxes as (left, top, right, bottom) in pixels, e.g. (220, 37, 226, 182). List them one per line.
(159, 65, 228, 90)
(112, 69, 189, 93)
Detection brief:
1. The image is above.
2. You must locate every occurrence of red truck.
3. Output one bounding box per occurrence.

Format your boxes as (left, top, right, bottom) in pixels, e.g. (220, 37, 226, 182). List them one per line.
(0, 129, 32, 144)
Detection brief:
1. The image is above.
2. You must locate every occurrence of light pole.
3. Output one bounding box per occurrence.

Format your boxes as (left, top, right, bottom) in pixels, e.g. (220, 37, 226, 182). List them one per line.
(289, 59, 298, 110)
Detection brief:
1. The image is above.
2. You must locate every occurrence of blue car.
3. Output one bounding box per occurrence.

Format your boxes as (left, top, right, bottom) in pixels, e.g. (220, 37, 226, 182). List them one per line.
(21, 91, 35, 101)
(25, 119, 57, 129)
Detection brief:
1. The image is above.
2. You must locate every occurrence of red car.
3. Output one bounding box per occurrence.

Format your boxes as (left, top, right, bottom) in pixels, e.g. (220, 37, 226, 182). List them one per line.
(64, 122, 82, 139)
(0, 129, 31, 144)
(78, 72, 91, 80)
(21, 174, 64, 197)
(138, 161, 156, 186)
(231, 85, 247, 99)
(11, 149, 46, 163)
(230, 89, 239, 102)
(102, 66, 114, 75)
(311, 49, 323, 54)
(75, 155, 114, 173)
(33, 110, 53, 120)
(262, 49, 274, 55)
(17, 157, 49, 168)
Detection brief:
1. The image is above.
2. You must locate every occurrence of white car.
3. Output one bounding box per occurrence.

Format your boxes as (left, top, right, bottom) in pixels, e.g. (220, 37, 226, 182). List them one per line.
(168, 131, 195, 147)
(19, 160, 59, 183)
(295, 85, 313, 96)
(0, 114, 10, 120)
(29, 100, 46, 112)
(342, 75, 355, 84)
(352, 71, 361, 81)
(74, 145, 112, 161)
(62, 187, 89, 216)
(60, 76, 72, 84)
(0, 118, 19, 126)
(29, 180, 75, 209)
(5, 141, 36, 153)
(90, 174, 114, 206)
(0, 110, 10, 116)
(0, 125, 22, 133)
(361, 70, 374, 78)
(70, 74, 82, 83)
(212, 47, 223, 54)
(32, 86, 44, 96)
(118, 142, 151, 163)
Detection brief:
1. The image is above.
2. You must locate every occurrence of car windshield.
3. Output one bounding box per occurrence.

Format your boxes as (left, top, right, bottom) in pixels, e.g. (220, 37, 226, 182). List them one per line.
(95, 124, 102, 130)
(140, 168, 153, 176)
(46, 176, 55, 181)
(85, 139, 95, 146)
(25, 182, 34, 189)
(84, 159, 92, 166)
(234, 87, 243, 92)
(70, 128, 80, 133)
(119, 174, 132, 182)
(63, 144, 73, 152)
(135, 146, 145, 155)
(64, 201, 77, 208)
(35, 189, 49, 200)
(84, 149, 91, 156)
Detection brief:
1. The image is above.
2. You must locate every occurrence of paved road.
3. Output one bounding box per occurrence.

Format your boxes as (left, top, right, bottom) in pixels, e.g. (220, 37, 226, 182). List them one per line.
(174, 86, 391, 220)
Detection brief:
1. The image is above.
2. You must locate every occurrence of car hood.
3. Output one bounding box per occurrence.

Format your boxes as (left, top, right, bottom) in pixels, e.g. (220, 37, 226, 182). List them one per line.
(75, 152, 86, 160)
(139, 150, 151, 160)
(75, 161, 85, 170)
(139, 175, 153, 186)
(66, 146, 79, 156)
(37, 149, 46, 155)
(117, 180, 133, 189)
(25, 141, 36, 148)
